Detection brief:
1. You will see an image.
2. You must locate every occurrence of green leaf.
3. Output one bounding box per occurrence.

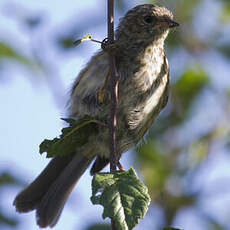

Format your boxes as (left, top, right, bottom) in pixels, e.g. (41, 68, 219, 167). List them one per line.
(39, 116, 100, 157)
(81, 33, 92, 41)
(73, 33, 92, 47)
(91, 168, 151, 230)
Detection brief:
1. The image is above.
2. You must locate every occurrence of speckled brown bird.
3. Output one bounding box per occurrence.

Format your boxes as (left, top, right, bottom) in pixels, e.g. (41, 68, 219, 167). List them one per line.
(13, 4, 179, 228)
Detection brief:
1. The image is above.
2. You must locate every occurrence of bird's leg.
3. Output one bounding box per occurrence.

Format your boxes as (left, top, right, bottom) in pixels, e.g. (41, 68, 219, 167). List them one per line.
(117, 161, 124, 171)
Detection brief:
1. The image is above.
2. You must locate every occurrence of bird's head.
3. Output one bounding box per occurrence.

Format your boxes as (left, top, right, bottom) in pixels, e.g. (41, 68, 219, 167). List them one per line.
(116, 4, 179, 45)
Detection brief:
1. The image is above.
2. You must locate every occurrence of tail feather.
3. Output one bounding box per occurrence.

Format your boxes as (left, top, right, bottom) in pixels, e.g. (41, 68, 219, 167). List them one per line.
(13, 153, 94, 228)
(13, 154, 74, 212)
(90, 156, 109, 175)
(36, 154, 93, 228)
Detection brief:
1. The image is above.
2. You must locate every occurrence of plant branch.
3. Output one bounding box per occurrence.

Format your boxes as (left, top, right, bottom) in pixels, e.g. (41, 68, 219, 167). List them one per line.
(107, 0, 119, 229)
(107, 0, 118, 173)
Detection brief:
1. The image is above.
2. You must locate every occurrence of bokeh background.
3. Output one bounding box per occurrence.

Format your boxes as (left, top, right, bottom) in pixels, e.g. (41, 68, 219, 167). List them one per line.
(1, 0, 230, 229)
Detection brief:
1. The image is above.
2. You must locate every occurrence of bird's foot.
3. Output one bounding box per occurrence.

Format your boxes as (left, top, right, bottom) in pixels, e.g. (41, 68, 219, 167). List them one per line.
(117, 161, 124, 171)
(101, 38, 119, 54)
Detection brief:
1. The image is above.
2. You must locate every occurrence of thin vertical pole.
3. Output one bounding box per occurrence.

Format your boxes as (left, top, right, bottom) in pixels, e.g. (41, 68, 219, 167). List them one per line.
(107, 0, 118, 174)
(107, 0, 119, 229)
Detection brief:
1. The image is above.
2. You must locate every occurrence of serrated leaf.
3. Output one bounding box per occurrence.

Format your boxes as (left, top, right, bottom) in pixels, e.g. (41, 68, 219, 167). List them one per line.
(91, 168, 151, 230)
(39, 116, 100, 157)
(73, 33, 92, 47)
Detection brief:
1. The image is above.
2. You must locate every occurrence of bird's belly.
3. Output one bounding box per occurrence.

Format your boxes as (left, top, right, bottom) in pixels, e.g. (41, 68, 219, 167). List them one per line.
(118, 69, 169, 149)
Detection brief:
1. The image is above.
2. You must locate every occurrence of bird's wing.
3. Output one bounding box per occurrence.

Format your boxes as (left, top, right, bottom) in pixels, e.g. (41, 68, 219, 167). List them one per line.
(70, 50, 110, 118)
(69, 50, 111, 175)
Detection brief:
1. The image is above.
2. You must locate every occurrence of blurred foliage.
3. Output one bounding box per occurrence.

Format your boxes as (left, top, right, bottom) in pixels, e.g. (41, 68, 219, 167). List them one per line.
(137, 0, 230, 229)
(60, 37, 77, 49)
(150, 66, 209, 136)
(0, 0, 230, 229)
(172, 67, 209, 109)
(169, 66, 209, 125)
(0, 42, 31, 65)
(219, 0, 230, 23)
(0, 213, 17, 227)
(0, 172, 23, 227)
(218, 44, 230, 59)
(23, 16, 42, 29)
(137, 139, 196, 225)
(0, 172, 21, 186)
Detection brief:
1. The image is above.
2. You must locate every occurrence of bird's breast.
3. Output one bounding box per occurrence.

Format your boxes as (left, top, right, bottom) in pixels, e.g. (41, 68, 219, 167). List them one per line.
(118, 46, 169, 139)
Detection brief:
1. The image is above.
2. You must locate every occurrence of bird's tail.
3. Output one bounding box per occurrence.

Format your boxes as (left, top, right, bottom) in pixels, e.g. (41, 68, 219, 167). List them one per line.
(13, 153, 94, 228)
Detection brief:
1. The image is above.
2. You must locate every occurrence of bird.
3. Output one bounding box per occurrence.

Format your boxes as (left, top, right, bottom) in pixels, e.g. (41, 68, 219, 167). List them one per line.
(13, 4, 179, 228)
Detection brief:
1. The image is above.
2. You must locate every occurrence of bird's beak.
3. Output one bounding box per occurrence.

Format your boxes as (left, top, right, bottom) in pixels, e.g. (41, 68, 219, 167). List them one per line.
(156, 18, 179, 28)
(165, 19, 179, 28)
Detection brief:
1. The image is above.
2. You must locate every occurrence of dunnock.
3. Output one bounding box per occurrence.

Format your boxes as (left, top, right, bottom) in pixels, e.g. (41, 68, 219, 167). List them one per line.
(14, 4, 179, 227)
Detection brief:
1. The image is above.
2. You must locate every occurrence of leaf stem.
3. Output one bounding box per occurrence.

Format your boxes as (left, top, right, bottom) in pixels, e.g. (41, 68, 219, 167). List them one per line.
(90, 39, 103, 44)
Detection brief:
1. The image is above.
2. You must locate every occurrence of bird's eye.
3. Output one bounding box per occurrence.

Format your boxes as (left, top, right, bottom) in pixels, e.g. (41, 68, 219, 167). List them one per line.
(143, 16, 152, 24)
